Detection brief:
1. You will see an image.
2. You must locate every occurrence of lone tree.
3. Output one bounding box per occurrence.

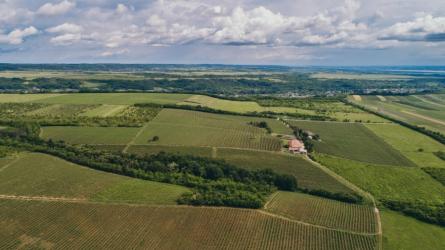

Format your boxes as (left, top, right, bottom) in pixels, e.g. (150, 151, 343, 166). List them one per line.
(149, 136, 159, 142)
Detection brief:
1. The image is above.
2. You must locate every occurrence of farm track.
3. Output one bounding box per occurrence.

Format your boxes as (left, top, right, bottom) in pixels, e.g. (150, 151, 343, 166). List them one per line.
(0, 194, 380, 237)
(401, 110, 445, 126)
(122, 123, 150, 153)
(0, 155, 23, 173)
(412, 95, 445, 107)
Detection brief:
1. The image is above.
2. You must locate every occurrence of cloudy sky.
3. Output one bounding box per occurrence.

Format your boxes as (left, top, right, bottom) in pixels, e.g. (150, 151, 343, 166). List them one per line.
(0, 0, 444, 65)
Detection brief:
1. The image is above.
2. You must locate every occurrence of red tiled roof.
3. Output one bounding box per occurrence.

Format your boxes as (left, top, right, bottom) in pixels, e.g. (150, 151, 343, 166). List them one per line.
(289, 139, 303, 148)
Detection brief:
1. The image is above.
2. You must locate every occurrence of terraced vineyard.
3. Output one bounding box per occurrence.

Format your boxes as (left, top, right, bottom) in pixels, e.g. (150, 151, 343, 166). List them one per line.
(216, 148, 355, 194)
(288, 120, 415, 166)
(265, 192, 377, 233)
(0, 153, 189, 204)
(133, 109, 283, 151)
(41, 126, 140, 145)
(0, 199, 378, 250)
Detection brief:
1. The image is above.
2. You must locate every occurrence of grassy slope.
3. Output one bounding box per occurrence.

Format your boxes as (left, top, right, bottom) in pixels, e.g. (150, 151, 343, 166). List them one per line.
(314, 153, 445, 204)
(217, 148, 354, 194)
(382, 210, 445, 250)
(288, 120, 414, 166)
(366, 123, 445, 168)
(133, 109, 282, 151)
(80, 104, 128, 117)
(0, 199, 378, 250)
(265, 191, 376, 233)
(0, 153, 188, 204)
(41, 126, 141, 145)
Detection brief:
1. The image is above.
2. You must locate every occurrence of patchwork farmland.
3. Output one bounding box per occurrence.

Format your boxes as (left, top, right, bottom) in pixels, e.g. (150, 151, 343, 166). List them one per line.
(0, 90, 444, 249)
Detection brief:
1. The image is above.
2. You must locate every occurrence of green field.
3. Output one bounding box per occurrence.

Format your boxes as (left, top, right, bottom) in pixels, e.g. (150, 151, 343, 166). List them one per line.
(216, 148, 354, 194)
(133, 109, 282, 151)
(26, 104, 94, 117)
(366, 123, 445, 168)
(288, 120, 414, 166)
(351, 94, 445, 134)
(265, 191, 377, 233)
(0, 153, 188, 204)
(0, 93, 192, 105)
(314, 154, 445, 204)
(179, 95, 297, 114)
(0, 199, 378, 249)
(41, 126, 140, 145)
(381, 210, 445, 250)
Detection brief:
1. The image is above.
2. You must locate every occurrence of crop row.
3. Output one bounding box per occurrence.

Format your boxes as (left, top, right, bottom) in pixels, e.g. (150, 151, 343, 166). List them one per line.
(0, 199, 378, 250)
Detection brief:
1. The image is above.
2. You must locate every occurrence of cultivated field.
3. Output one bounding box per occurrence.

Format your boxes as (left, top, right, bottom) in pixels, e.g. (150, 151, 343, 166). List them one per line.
(288, 120, 414, 166)
(0, 199, 378, 250)
(133, 109, 283, 151)
(80, 104, 128, 117)
(128, 145, 213, 158)
(0, 93, 192, 105)
(41, 126, 140, 145)
(179, 95, 297, 113)
(366, 123, 445, 168)
(350, 94, 445, 134)
(0, 153, 188, 204)
(265, 191, 377, 233)
(216, 148, 355, 194)
(314, 154, 445, 204)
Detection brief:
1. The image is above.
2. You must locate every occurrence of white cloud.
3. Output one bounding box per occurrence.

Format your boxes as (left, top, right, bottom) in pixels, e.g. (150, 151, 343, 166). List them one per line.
(101, 48, 129, 57)
(0, 26, 38, 44)
(379, 15, 445, 42)
(37, 1, 76, 16)
(47, 23, 83, 33)
(50, 33, 82, 45)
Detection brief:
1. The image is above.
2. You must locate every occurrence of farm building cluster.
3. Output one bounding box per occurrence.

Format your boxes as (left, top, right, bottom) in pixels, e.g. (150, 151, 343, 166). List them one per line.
(288, 139, 307, 154)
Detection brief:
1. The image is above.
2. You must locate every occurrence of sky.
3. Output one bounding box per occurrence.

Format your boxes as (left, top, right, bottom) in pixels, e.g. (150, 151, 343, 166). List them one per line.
(0, 0, 444, 65)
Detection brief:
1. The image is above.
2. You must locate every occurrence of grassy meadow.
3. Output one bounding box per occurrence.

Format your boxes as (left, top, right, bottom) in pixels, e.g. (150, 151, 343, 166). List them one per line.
(381, 210, 445, 250)
(365, 123, 445, 168)
(314, 154, 445, 204)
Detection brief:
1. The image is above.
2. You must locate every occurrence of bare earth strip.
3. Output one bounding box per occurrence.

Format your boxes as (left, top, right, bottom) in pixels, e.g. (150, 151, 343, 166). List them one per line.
(122, 123, 150, 153)
(401, 110, 445, 126)
(352, 95, 362, 101)
(376, 96, 386, 102)
(412, 95, 445, 107)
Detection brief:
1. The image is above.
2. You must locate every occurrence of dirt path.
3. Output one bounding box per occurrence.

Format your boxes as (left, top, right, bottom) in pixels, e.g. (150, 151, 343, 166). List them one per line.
(412, 95, 445, 108)
(211, 147, 217, 158)
(402, 110, 445, 126)
(0, 155, 23, 173)
(122, 123, 150, 153)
